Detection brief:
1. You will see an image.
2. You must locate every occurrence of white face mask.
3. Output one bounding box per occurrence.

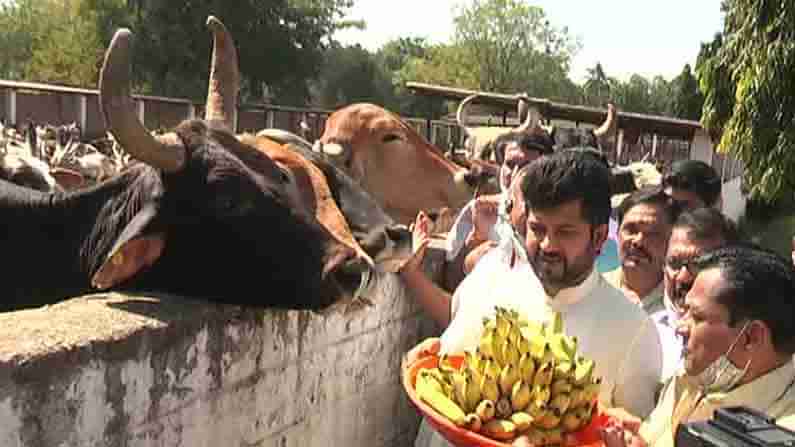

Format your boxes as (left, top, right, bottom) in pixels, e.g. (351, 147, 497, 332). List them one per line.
(689, 320, 752, 394)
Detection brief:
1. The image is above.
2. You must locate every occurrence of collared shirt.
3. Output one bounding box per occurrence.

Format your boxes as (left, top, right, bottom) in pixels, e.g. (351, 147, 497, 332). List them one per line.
(640, 360, 795, 447)
(603, 268, 666, 315)
(415, 246, 664, 447)
(650, 306, 684, 384)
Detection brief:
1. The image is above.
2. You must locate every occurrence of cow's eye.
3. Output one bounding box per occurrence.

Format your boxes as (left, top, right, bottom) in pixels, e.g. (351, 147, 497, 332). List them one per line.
(382, 134, 401, 143)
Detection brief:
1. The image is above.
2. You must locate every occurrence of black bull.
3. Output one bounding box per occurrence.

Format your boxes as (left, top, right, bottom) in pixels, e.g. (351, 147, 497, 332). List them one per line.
(1, 20, 409, 313)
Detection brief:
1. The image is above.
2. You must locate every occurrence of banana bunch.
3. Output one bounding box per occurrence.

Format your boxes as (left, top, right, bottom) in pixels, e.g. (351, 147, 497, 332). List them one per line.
(414, 306, 602, 445)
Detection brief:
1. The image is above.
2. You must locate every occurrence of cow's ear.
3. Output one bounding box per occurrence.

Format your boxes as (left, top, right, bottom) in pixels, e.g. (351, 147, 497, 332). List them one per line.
(91, 203, 166, 290)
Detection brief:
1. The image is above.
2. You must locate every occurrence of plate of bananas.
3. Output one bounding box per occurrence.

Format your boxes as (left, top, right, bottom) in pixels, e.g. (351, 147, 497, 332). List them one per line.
(403, 308, 610, 446)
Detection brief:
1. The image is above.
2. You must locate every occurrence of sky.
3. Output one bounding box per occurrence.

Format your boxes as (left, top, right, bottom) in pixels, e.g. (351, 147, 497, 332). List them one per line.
(334, 0, 725, 83)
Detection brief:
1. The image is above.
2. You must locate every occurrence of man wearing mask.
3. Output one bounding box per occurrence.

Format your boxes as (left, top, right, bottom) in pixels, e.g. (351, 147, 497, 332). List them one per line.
(602, 245, 795, 447)
(604, 187, 680, 314)
(402, 150, 663, 447)
(443, 128, 554, 289)
(655, 207, 741, 381)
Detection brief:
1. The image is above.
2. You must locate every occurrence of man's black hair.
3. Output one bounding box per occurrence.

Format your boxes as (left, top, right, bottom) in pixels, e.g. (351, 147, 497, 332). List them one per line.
(519, 148, 611, 226)
(673, 207, 742, 245)
(693, 245, 795, 355)
(493, 130, 554, 165)
(615, 185, 681, 226)
(662, 160, 722, 207)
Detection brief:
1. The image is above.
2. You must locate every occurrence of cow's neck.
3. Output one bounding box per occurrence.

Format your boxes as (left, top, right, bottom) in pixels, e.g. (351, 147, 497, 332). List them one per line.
(0, 173, 141, 312)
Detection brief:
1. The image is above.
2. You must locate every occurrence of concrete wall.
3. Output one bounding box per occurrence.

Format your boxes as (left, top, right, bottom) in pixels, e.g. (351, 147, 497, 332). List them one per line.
(722, 176, 747, 223)
(0, 245, 447, 447)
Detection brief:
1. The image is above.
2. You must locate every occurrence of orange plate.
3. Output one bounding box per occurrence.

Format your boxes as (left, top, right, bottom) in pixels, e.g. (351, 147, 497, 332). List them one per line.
(403, 355, 609, 447)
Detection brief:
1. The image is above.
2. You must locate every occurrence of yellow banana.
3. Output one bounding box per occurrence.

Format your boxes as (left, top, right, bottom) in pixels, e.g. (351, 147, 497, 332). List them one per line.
(483, 358, 501, 382)
(464, 372, 482, 413)
(452, 372, 468, 407)
(554, 361, 574, 381)
(476, 399, 496, 423)
(464, 350, 480, 373)
(495, 310, 511, 339)
(479, 328, 497, 358)
(532, 361, 554, 386)
(563, 335, 578, 359)
(547, 311, 564, 335)
(568, 386, 585, 408)
(464, 413, 482, 433)
(581, 378, 602, 403)
(551, 378, 573, 396)
(525, 401, 545, 418)
(575, 404, 594, 426)
(480, 373, 500, 402)
(510, 380, 531, 411)
(574, 358, 595, 385)
(495, 396, 513, 420)
(549, 333, 574, 363)
(507, 321, 521, 347)
(501, 340, 520, 367)
(561, 410, 583, 432)
(532, 383, 551, 406)
(439, 353, 457, 375)
(518, 352, 536, 383)
(498, 364, 520, 395)
(549, 393, 572, 414)
(482, 419, 516, 441)
(534, 408, 562, 429)
(510, 411, 534, 432)
(516, 334, 531, 356)
(528, 333, 548, 360)
(482, 316, 496, 332)
(416, 374, 468, 426)
(543, 428, 564, 445)
(520, 321, 544, 339)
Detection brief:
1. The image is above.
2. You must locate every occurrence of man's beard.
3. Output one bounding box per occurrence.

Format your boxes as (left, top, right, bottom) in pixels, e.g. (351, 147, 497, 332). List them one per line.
(531, 244, 597, 294)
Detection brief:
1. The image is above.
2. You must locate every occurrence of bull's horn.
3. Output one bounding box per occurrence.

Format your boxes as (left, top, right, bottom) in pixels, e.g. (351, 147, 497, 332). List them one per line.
(205, 16, 239, 132)
(515, 96, 539, 133)
(320, 142, 345, 156)
(99, 29, 185, 173)
(456, 94, 479, 130)
(593, 102, 618, 140)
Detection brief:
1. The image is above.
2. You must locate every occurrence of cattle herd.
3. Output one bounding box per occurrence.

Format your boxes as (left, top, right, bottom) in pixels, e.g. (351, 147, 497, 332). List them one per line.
(0, 16, 658, 314)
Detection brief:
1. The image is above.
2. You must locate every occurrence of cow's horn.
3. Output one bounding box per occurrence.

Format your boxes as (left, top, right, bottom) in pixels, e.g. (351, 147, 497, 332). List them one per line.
(515, 95, 538, 133)
(99, 29, 185, 173)
(456, 94, 479, 130)
(205, 16, 239, 132)
(320, 142, 345, 157)
(593, 102, 618, 140)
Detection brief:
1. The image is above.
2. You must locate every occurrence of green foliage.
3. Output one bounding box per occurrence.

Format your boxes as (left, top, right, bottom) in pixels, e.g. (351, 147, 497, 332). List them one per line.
(310, 43, 395, 109)
(697, 0, 795, 203)
(671, 64, 703, 120)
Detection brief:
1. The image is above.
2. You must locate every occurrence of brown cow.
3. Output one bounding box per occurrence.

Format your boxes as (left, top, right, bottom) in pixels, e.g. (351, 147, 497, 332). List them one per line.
(313, 104, 488, 225)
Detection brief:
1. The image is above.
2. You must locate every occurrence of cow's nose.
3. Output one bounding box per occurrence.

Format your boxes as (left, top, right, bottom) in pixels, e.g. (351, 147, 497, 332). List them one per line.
(322, 245, 373, 295)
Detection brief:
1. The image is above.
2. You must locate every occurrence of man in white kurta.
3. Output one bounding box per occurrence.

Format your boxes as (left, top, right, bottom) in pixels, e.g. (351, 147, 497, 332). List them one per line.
(409, 150, 663, 447)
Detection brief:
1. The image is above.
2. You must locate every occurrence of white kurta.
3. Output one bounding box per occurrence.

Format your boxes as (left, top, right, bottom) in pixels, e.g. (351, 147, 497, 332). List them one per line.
(415, 243, 664, 447)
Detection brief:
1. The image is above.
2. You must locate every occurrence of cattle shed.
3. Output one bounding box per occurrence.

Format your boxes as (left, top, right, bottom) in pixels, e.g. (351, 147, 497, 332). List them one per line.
(406, 81, 747, 223)
(0, 240, 450, 446)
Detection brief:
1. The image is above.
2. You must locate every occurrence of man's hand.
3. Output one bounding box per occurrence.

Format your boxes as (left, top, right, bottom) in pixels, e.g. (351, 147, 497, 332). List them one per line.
(401, 211, 432, 276)
(603, 407, 643, 433)
(471, 196, 499, 240)
(402, 337, 441, 372)
(600, 425, 648, 447)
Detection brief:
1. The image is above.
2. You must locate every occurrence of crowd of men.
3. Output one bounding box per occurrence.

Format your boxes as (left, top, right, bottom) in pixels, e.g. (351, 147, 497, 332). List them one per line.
(399, 126, 795, 447)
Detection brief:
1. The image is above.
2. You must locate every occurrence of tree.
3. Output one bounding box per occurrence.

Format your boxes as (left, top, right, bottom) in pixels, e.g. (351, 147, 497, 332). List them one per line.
(404, 0, 580, 99)
(310, 43, 395, 109)
(583, 62, 610, 105)
(670, 64, 703, 120)
(697, 1, 795, 203)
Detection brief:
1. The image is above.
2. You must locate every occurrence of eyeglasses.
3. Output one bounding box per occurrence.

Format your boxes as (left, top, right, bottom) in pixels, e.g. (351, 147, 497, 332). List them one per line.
(665, 256, 697, 274)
